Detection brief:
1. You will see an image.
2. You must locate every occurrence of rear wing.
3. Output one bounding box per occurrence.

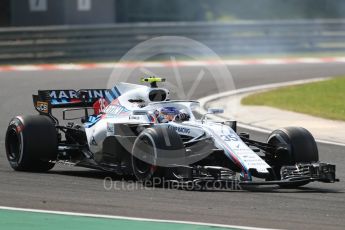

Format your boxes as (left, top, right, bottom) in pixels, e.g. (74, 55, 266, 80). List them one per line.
(32, 89, 108, 114)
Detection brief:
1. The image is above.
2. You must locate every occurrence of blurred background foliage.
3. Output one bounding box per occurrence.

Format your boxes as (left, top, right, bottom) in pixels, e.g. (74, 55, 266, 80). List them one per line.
(116, 0, 345, 22)
(1, 0, 345, 26)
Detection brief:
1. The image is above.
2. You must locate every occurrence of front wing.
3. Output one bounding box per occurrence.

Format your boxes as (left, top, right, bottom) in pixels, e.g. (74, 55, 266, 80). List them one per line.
(166, 162, 338, 190)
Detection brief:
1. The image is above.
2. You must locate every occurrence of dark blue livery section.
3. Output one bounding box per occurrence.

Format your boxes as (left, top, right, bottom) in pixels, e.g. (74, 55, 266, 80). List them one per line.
(32, 88, 121, 110)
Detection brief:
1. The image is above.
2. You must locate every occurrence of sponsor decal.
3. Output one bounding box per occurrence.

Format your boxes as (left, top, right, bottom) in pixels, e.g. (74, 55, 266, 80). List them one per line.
(132, 111, 149, 116)
(36, 101, 49, 113)
(129, 115, 140, 120)
(169, 125, 191, 134)
(93, 98, 109, 115)
(49, 89, 107, 99)
(220, 134, 238, 142)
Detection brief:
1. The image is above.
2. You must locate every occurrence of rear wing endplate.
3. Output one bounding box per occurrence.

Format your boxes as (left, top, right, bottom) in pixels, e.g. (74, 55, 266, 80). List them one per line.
(32, 89, 108, 114)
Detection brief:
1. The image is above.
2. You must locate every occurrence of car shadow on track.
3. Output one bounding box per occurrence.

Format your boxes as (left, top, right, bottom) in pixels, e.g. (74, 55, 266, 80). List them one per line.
(211, 186, 343, 194)
(47, 169, 135, 181)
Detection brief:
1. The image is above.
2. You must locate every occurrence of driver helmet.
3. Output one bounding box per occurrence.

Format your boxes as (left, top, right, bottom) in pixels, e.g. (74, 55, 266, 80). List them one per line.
(159, 106, 179, 122)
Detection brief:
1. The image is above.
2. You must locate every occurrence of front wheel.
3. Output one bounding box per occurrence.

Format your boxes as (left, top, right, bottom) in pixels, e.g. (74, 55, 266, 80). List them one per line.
(267, 127, 318, 188)
(5, 115, 58, 172)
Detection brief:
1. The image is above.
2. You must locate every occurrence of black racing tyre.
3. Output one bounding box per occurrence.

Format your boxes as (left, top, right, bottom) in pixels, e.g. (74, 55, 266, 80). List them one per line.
(267, 127, 318, 188)
(131, 125, 186, 182)
(5, 115, 58, 172)
(268, 127, 318, 164)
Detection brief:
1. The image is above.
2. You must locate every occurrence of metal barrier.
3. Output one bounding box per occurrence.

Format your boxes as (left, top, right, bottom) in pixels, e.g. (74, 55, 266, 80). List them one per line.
(0, 20, 345, 63)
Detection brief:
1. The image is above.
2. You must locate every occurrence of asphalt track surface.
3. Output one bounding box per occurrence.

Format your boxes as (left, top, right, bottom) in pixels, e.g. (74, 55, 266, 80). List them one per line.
(1, 63, 345, 229)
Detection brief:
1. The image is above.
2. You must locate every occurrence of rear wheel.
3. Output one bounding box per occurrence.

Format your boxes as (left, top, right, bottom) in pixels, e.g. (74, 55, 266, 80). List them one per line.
(267, 127, 318, 188)
(5, 115, 58, 172)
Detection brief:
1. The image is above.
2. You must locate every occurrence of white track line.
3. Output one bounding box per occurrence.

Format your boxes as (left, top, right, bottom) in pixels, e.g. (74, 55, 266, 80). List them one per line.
(334, 57, 345, 62)
(0, 206, 279, 230)
(55, 64, 85, 70)
(235, 122, 345, 146)
(198, 77, 345, 147)
(198, 78, 328, 108)
(11, 65, 42, 71)
(296, 58, 324, 63)
(1, 57, 345, 72)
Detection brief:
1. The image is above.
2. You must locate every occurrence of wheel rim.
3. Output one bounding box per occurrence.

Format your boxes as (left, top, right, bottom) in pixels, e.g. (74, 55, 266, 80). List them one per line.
(7, 128, 21, 161)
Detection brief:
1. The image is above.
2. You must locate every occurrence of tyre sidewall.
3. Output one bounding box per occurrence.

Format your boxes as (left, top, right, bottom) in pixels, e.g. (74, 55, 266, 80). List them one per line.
(5, 119, 24, 169)
(267, 127, 319, 187)
(268, 127, 318, 164)
(5, 116, 58, 171)
(131, 125, 186, 181)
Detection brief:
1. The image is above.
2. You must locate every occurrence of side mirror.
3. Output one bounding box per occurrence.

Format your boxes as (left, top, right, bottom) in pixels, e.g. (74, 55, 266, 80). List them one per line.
(207, 108, 224, 114)
(201, 108, 224, 123)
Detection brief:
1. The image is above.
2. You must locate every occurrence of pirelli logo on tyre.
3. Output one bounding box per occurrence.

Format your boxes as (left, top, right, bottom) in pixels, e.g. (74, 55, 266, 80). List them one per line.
(36, 101, 49, 113)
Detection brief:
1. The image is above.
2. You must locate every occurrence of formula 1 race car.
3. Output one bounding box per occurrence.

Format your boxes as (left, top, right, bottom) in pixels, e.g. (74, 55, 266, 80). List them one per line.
(5, 77, 338, 189)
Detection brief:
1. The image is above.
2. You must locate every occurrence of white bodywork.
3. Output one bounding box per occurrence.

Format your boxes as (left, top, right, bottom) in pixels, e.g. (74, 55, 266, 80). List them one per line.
(84, 82, 271, 176)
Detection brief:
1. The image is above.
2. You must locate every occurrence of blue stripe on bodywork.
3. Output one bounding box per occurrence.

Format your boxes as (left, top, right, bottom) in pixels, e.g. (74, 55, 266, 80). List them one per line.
(114, 86, 121, 96)
(111, 88, 118, 97)
(105, 91, 114, 103)
(105, 86, 121, 103)
(84, 115, 102, 128)
(51, 99, 58, 105)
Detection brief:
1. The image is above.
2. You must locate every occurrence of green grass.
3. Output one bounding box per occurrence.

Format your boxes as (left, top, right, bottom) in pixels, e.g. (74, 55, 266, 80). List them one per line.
(0, 209, 241, 230)
(241, 76, 345, 121)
